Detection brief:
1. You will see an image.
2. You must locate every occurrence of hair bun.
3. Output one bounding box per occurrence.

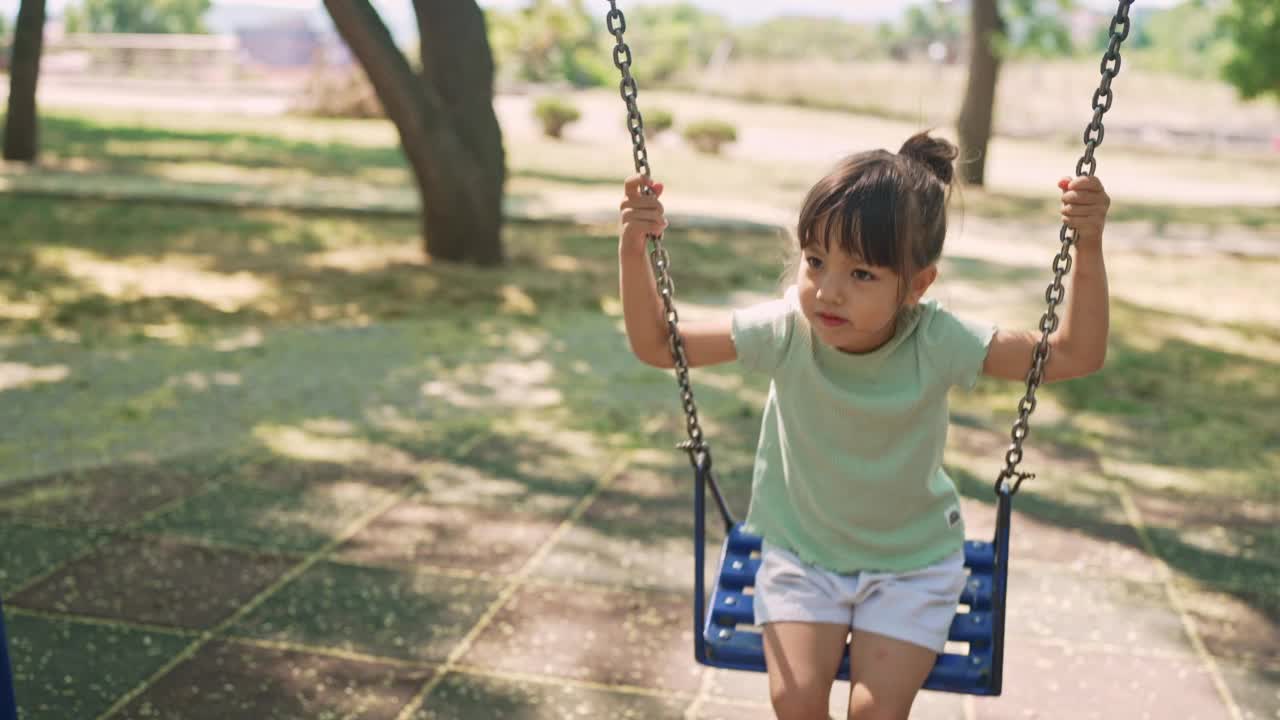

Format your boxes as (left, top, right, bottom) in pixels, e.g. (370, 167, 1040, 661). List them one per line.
(899, 131, 958, 186)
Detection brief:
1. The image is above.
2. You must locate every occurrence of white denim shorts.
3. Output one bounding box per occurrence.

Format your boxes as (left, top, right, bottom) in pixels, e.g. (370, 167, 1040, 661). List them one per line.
(752, 541, 968, 653)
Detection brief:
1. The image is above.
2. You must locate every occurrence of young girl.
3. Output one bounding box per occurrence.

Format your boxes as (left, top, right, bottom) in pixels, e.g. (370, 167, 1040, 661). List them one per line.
(617, 131, 1111, 720)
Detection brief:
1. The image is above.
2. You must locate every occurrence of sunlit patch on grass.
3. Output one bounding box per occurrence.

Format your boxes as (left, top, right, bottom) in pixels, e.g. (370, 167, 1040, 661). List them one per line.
(301, 418, 357, 436)
(254, 423, 419, 473)
(38, 247, 271, 312)
(213, 327, 265, 352)
(1108, 254, 1280, 329)
(544, 254, 583, 272)
(139, 323, 192, 341)
(499, 284, 538, 315)
(0, 362, 70, 392)
(40, 155, 105, 173)
(422, 359, 562, 409)
(417, 460, 550, 508)
(0, 302, 41, 321)
(501, 328, 550, 357)
(303, 242, 423, 272)
(1107, 457, 1278, 501)
(102, 137, 217, 160)
(364, 404, 429, 438)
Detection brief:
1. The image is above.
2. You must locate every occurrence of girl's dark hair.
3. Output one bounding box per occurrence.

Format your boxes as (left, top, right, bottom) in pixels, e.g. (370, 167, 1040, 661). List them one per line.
(795, 131, 958, 287)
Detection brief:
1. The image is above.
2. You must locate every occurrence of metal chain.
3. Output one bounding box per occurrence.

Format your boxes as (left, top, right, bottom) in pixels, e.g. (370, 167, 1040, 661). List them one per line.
(606, 1, 709, 466)
(995, 0, 1133, 496)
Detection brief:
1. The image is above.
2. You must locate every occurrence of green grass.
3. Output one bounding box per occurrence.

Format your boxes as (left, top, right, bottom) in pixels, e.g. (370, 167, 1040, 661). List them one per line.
(37, 114, 404, 178)
(6, 109, 1279, 233)
(3, 186, 1274, 514)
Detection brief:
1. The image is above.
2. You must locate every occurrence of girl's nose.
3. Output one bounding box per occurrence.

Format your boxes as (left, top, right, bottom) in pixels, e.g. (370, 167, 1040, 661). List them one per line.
(817, 279, 844, 304)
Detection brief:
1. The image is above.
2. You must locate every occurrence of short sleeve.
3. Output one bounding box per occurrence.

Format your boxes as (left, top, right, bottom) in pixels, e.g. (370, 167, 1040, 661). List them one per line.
(919, 303, 996, 390)
(730, 286, 799, 375)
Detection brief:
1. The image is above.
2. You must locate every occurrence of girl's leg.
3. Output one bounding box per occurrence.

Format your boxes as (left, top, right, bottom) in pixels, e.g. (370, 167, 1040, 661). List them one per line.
(762, 621, 848, 720)
(845, 629, 937, 720)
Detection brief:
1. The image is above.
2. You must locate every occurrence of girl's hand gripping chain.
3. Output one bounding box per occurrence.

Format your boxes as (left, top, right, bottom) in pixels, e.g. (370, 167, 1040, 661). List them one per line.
(1058, 175, 1111, 250)
(619, 174, 667, 251)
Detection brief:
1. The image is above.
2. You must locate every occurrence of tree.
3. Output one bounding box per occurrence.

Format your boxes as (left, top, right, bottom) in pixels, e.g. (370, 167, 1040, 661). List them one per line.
(612, 3, 728, 85)
(956, 0, 1003, 186)
(324, 0, 505, 265)
(733, 16, 888, 63)
(956, 0, 1073, 185)
(3, 0, 46, 163)
(998, 0, 1073, 59)
(1220, 0, 1280, 100)
(1113, 1, 1231, 80)
(487, 0, 612, 88)
(62, 0, 211, 34)
(899, 1, 965, 59)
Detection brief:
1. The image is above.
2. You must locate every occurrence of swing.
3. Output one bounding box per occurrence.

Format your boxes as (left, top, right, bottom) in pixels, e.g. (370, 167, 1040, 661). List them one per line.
(1, 597, 16, 720)
(604, 0, 1135, 696)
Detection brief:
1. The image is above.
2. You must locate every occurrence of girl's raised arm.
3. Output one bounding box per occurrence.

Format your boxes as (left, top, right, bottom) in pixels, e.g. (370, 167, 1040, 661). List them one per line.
(618, 174, 737, 369)
(983, 175, 1110, 383)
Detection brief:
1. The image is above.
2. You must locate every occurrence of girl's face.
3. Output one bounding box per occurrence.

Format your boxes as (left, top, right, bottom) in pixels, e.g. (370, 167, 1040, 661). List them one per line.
(796, 241, 937, 354)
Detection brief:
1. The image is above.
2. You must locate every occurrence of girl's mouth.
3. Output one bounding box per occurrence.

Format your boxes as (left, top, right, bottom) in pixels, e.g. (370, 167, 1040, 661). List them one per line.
(815, 312, 847, 327)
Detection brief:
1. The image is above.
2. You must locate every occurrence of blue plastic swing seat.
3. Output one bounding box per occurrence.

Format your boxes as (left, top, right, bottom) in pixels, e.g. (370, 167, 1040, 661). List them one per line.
(701, 524, 1007, 696)
(1, 597, 18, 720)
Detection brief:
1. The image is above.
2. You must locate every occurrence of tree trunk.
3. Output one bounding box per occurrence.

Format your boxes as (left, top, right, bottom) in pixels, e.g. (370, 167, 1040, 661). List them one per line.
(416, 1, 505, 266)
(3, 0, 47, 163)
(323, 0, 506, 265)
(956, 0, 1004, 186)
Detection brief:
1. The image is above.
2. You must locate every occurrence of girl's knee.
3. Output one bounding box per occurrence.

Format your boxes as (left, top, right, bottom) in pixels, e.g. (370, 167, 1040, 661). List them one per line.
(846, 697, 911, 720)
(771, 681, 831, 720)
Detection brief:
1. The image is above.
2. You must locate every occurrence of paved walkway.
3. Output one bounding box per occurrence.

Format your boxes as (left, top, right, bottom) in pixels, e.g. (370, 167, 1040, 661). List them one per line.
(1, 431, 1273, 719)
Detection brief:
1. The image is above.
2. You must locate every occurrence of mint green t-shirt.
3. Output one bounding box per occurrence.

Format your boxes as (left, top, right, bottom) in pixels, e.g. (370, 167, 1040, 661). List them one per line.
(730, 287, 996, 574)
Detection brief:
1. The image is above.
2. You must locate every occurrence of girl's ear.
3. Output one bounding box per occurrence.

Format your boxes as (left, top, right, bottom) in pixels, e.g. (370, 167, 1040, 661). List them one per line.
(906, 265, 938, 305)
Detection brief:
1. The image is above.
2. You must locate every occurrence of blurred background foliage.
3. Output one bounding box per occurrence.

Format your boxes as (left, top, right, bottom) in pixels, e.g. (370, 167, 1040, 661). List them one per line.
(480, 0, 1273, 101)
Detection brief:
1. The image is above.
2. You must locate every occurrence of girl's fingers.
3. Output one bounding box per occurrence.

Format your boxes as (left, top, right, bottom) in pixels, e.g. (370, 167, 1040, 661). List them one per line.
(630, 221, 668, 236)
(622, 209, 667, 224)
(622, 204, 665, 217)
(1060, 205, 1106, 217)
(1060, 191, 1106, 204)
(623, 174, 662, 200)
(620, 198, 665, 214)
(623, 174, 646, 200)
(1059, 176, 1106, 233)
(1067, 175, 1105, 191)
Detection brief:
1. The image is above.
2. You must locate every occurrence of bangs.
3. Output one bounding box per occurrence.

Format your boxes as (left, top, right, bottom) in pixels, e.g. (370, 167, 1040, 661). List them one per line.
(797, 156, 912, 273)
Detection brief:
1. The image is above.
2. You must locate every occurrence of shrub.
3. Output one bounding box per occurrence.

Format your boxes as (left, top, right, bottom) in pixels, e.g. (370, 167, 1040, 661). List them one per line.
(293, 66, 383, 119)
(639, 108, 674, 138)
(682, 119, 738, 154)
(534, 97, 582, 139)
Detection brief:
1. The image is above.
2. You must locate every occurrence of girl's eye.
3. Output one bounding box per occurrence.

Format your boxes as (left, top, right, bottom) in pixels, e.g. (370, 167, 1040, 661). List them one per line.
(805, 256, 823, 270)
(852, 269, 876, 281)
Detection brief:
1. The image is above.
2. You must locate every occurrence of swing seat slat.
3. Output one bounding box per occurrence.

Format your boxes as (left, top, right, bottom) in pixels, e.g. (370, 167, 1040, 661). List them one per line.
(700, 524, 1008, 696)
(1, 597, 17, 720)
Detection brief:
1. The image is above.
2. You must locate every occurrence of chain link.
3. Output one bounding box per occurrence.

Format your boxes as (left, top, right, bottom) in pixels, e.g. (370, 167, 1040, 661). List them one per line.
(996, 0, 1133, 495)
(606, 1, 710, 466)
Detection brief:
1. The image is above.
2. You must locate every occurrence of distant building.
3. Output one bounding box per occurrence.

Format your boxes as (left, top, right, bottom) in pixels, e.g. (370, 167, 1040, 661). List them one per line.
(1067, 8, 1110, 49)
(234, 13, 349, 70)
